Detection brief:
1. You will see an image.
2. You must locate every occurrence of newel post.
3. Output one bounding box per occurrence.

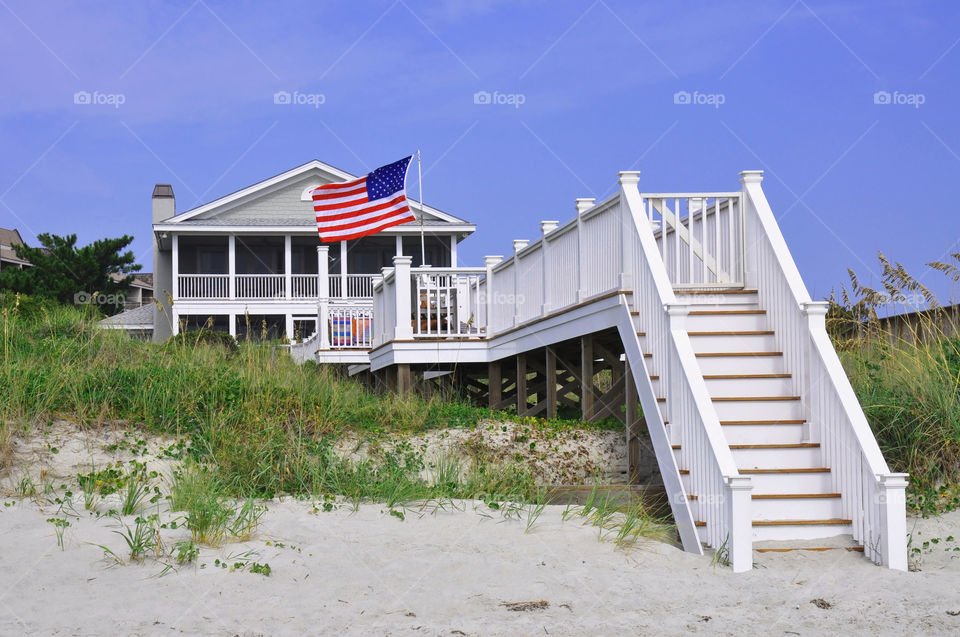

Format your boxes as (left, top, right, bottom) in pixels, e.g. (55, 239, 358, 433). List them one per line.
(317, 245, 330, 349)
(392, 255, 414, 340)
(540, 221, 558, 313)
(512, 239, 529, 326)
(726, 475, 754, 573)
(878, 473, 909, 571)
(801, 301, 829, 443)
(739, 170, 764, 289)
(484, 255, 503, 334)
(618, 171, 640, 290)
(575, 198, 594, 301)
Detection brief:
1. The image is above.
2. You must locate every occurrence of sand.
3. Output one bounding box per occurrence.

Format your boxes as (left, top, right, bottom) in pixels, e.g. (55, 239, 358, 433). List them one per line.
(1, 424, 959, 636)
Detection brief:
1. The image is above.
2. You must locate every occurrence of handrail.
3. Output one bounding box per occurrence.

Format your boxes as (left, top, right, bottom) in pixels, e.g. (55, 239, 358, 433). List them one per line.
(742, 175, 906, 569)
(621, 178, 752, 571)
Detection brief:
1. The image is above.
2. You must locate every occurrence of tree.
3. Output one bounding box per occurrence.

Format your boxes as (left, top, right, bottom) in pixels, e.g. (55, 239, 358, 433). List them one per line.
(0, 233, 141, 315)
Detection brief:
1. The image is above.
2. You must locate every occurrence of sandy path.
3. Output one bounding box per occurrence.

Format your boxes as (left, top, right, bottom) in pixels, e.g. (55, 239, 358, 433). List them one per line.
(1, 498, 959, 636)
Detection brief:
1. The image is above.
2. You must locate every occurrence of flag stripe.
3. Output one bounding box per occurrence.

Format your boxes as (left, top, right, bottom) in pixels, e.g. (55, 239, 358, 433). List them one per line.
(314, 193, 407, 219)
(320, 215, 412, 242)
(317, 202, 412, 231)
(311, 183, 367, 200)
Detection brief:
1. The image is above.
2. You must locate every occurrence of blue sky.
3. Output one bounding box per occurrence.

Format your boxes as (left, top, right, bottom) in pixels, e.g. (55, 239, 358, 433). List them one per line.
(1, 0, 958, 302)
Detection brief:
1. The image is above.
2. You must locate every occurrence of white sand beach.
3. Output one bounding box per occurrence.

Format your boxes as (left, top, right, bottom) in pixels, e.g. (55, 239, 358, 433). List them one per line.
(1, 423, 959, 636)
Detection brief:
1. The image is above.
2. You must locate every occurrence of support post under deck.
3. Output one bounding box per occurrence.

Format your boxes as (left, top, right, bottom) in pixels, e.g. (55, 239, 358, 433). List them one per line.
(516, 353, 528, 415)
(581, 335, 594, 420)
(545, 347, 557, 419)
(488, 360, 502, 410)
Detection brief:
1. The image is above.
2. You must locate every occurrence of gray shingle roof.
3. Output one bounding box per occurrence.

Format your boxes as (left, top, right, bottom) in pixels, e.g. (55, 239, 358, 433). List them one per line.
(98, 304, 154, 328)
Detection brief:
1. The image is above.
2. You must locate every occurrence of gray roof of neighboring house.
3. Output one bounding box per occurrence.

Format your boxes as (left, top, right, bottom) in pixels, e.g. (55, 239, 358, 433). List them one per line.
(98, 304, 154, 328)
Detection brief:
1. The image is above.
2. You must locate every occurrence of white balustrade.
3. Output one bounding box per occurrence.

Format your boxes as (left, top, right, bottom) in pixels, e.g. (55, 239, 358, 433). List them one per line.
(326, 301, 375, 349)
(177, 274, 229, 299)
(236, 274, 285, 299)
(291, 274, 318, 298)
(329, 274, 376, 299)
(412, 268, 487, 338)
(643, 192, 744, 288)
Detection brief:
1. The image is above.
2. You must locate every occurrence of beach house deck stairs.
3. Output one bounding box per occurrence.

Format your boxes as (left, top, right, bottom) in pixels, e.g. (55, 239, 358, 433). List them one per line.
(661, 289, 851, 542)
(612, 171, 908, 572)
(365, 169, 909, 572)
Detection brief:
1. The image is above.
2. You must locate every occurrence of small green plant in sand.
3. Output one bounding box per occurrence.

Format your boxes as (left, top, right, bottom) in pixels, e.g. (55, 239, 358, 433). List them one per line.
(46, 517, 70, 550)
(171, 463, 266, 547)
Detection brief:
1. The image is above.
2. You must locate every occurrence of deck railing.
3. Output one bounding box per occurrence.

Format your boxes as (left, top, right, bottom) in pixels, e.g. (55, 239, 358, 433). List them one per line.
(236, 274, 285, 299)
(329, 274, 377, 299)
(412, 268, 486, 338)
(178, 274, 229, 299)
(644, 193, 744, 287)
(741, 173, 907, 569)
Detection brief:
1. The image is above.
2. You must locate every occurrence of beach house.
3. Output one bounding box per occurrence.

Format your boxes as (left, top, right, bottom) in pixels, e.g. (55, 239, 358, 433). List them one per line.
(148, 159, 475, 344)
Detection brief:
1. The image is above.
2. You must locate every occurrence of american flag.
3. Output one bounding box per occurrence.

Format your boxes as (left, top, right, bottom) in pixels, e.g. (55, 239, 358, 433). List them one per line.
(312, 156, 416, 242)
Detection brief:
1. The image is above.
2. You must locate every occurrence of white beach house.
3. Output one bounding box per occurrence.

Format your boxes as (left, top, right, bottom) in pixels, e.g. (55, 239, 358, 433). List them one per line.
(149, 159, 475, 344)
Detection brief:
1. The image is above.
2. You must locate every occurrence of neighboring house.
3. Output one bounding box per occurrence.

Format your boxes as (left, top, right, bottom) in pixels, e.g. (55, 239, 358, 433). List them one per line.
(98, 303, 154, 340)
(0, 227, 31, 273)
(109, 272, 154, 310)
(149, 159, 476, 343)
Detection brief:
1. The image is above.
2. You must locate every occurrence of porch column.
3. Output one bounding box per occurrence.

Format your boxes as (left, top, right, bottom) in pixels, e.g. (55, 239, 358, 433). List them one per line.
(340, 240, 348, 298)
(392, 255, 414, 340)
(171, 234, 179, 301)
(284, 235, 292, 300)
(228, 235, 236, 299)
(317, 245, 330, 349)
(450, 235, 458, 267)
(395, 235, 403, 258)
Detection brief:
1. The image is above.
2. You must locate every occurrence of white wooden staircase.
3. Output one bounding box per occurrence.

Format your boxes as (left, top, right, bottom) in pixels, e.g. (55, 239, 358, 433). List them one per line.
(367, 168, 909, 572)
(675, 289, 852, 543)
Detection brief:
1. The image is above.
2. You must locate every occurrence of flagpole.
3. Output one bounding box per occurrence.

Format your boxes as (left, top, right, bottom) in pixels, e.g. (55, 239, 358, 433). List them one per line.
(417, 149, 426, 266)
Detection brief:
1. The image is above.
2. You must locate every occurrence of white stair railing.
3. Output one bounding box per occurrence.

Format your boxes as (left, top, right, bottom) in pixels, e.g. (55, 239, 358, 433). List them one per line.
(741, 171, 907, 569)
(643, 193, 744, 288)
(621, 173, 753, 572)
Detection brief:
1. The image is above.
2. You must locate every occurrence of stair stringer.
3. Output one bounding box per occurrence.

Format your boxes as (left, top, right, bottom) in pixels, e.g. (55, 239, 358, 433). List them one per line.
(614, 303, 701, 556)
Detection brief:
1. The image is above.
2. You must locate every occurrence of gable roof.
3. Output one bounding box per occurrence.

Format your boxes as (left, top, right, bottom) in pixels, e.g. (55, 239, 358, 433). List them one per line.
(159, 159, 472, 229)
(0, 227, 30, 265)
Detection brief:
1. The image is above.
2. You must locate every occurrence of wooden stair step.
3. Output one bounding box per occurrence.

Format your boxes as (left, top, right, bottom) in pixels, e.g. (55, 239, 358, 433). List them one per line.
(752, 493, 840, 499)
(730, 443, 819, 450)
(687, 330, 775, 336)
(636, 331, 646, 337)
(720, 419, 806, 425)
(702, 373, 792, 379)
(689, 309, 766, 315)
(755, 546, 864, 553)
(694, 520, 706, 527)
(649, 374, 660, 380)
(712, 396, 801, 402)
(753, 519, 851, 526)
(679, 469, 690, 475)
(696, 351, 783, 357)
(740, 468, 830, 474)
(676, 289, 758, 295)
